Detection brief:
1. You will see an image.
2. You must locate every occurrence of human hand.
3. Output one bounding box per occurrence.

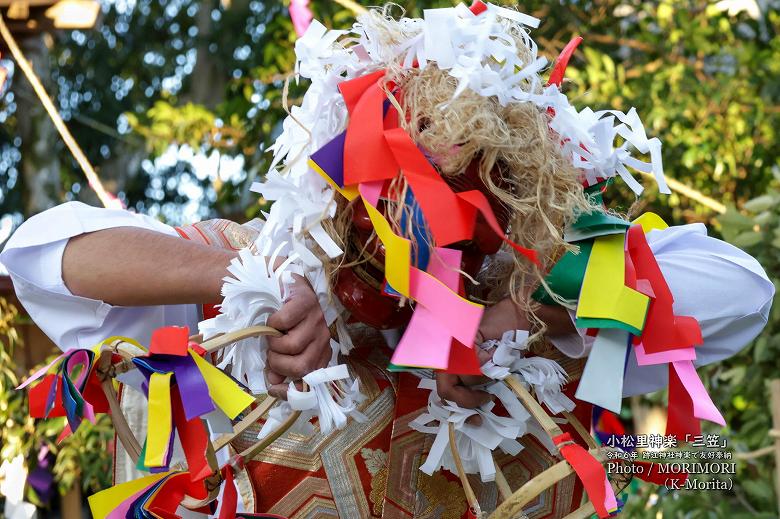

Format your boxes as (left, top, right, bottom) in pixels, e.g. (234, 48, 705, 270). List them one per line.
(266, 274, 332, 399)
(435, 296, 531, 412)
(474, 296, 530, 345)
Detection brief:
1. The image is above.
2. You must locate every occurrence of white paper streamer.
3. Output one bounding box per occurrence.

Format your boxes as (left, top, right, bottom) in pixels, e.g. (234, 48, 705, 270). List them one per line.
(198, 246, 289, 394)
(481, 330, 575, 414)
(410, 378, 530, 482)
(480, 329, 530, 379)
(0, 456, 36, 519)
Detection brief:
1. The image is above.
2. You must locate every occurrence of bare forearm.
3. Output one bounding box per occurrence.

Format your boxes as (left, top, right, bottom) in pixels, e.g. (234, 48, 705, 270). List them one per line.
(62, 227, 236, 306)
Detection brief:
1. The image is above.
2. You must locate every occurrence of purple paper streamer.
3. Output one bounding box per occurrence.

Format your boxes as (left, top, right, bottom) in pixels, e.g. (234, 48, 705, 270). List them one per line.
(310, 131, 346, 187)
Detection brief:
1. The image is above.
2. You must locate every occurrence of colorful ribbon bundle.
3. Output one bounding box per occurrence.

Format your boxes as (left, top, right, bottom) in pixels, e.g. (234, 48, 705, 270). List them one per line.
(88, 470, 212, 519)
(20, 339, 127, 441)
(18, 326, 262, 518)
(309, 67, 535, 374)
(131, 326, 255, 474)
(551, 207, 726, 438)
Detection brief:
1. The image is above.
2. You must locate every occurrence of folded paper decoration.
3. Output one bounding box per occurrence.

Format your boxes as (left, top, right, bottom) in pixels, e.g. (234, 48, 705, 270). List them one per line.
(568, 215, 725, 439)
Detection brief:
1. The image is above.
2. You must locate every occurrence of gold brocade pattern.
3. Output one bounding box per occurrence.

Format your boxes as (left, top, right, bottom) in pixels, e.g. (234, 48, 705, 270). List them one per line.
(416, 471, 468, 519)
(362, 448, 389, 516)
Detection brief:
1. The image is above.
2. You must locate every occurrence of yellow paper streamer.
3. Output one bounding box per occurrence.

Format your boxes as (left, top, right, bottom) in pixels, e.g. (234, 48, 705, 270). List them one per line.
(576, 233, 649, 331)
(88, 472, 169, 519)
(145, 372, 174, 467)
(632, 212, 669, 233)
(189, 351, 256, 419)
(308, 159, 359, 201)
(361, 197, 411, 297)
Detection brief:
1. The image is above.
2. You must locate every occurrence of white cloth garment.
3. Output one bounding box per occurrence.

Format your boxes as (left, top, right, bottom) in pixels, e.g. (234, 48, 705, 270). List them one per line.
(548, 223, 774, 396)
(0, 202, 200, 351)
(0, 205, 773, 401)
(0, 202, 218, 516)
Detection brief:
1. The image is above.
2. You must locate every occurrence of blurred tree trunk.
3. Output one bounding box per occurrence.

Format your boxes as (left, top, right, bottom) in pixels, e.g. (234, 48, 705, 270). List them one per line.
(189, 0, 225, 108)
(60, 478, 82, 519)
(14, 34, 61, 218)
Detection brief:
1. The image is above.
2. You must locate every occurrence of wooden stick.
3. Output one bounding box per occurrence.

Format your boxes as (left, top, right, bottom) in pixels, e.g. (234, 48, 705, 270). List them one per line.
(638, 171, 726, 214)
(96, 351, 143, 462)
(181, 472, 223, 510)
(101, 377, 143, 462)
(493, 459, 512, 503)
(561, 501, 596, 519)
(199, 325, 281, 353)
(333, 0, 367, 15)
(733, 445, 775, 460)
(212, 396, 277, 452)
(448, 422, 482, 518)
(504, 375, 563, 438)
(489, 448, 608, 519)
(769, 379, 780, 516)
(239, 409, 301, 461)
(0, 13, 118, 209)
(562, 411, 598, 450)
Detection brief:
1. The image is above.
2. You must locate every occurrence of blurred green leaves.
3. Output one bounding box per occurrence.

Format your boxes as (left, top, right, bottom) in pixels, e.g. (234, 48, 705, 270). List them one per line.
(0, 299, 113, 507)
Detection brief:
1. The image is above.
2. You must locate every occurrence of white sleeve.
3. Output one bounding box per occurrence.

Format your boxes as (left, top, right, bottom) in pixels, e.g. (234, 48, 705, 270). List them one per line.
(0, 202, 198, 351)
(622, 223, 774, 396)
(547, 224, 774, 397)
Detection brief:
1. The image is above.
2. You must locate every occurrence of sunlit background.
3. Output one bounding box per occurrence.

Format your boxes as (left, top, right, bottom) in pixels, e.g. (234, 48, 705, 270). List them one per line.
(1, 0, 779, 517)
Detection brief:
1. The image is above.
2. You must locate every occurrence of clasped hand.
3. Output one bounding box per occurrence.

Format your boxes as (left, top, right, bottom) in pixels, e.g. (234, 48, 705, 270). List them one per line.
(266, 274, 332, 399)
(435, 297, 530, 412)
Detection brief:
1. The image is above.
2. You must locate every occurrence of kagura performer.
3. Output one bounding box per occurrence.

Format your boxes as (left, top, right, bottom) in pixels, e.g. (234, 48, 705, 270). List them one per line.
(1, 3, 773, 518)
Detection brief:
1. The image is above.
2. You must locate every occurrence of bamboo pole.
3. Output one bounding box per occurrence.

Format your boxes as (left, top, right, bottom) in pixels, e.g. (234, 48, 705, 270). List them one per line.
(0, 13, 118, 209)
(638, 171, 726, 214)
(769, 379, 780, 515)
(448, 422, 482, 518)
(333, 0, 367, 15)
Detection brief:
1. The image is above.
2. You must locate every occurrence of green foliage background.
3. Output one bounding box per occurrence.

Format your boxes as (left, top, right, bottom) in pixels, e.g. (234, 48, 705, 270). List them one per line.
(0, 0, 779, 517)
(0, 299, 114, 508)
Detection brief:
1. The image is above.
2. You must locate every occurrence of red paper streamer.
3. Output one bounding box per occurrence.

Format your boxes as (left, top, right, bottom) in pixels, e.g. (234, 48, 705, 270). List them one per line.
(553, 433, 611, 518)
(171, 386, 213, 482)
(547, 37, 583, 87)
(665, 363, 701, 439)
(339, 72, 399, 185)
(28, 374, 66, 418)
(147, 472, 209, 519)
(383, 127, 539, 265)
(444, 340, 483, 376)
(627, 225, 702, 353)
(219, 466, 238, 519)
(469, 1, 488, 15)
(149, 326, 191, 356)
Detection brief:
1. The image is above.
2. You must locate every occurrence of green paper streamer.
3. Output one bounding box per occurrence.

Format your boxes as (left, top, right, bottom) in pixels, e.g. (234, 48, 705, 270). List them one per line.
(533, 240, 594, 305)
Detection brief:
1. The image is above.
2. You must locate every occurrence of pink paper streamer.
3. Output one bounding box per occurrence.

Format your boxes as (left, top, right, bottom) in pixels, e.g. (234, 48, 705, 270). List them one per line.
(391, 248, 463, 369)
(84, 402, 96, 424)
(426, 247, 462, 290)
(672, 360, 725, 426)
(289, 0, 313, 37)
(17, 352, 66, 389)
(634, 343, 696, 366)
(391, 308, 453, 369)
(604, 476, 618, 512)
(358, 180, 383, 206)
(66, 349, 92, 388)
(408, 268, 482, 347)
